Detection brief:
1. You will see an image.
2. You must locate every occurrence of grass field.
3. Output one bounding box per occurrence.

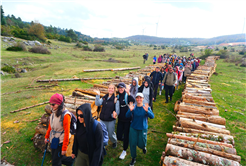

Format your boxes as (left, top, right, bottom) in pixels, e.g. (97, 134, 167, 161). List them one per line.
(1, 38, 246, 165)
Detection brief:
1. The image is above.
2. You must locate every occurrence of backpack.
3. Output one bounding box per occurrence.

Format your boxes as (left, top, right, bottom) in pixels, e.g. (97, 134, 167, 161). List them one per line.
(117, 93, 128, 105)
(93, 120, 109, 146)
(164, 72, 176, 84)
(60, 110, 77, 135)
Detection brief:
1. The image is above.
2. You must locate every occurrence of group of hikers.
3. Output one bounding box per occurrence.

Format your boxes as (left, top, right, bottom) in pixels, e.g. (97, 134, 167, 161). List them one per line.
(44, 52, 200, 166)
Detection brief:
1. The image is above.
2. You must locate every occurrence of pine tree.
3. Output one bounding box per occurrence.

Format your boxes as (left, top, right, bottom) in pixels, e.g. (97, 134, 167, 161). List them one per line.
(1, 5, 6, 25)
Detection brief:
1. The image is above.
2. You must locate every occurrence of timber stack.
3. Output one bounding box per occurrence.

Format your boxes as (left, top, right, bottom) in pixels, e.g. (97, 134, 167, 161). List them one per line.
(161, 56, 242, 166)
(32, 64, 158, 154)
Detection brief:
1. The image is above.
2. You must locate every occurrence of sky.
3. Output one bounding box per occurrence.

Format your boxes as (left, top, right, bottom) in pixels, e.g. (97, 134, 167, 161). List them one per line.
(2, 0, 246, 39)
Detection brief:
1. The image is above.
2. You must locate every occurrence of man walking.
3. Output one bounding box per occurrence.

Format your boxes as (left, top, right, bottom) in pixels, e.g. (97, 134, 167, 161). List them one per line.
(150, 67, 163, 102)
(163, 67, 176, 103)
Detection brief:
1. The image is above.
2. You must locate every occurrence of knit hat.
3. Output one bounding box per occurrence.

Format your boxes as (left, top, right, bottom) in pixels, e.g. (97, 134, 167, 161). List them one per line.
(49, 93, 63, 105)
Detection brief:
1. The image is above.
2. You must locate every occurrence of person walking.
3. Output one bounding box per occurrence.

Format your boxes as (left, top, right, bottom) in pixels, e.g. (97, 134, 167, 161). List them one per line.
(94, 84, 117, 148)
(163, 67, 176, 103)
(160, 67, 166, 94)
(130, 78, 139, 101)
(126, 93, 154, 166)
(138, 78, 154, 111)
(115, 82, 135, 160)
(150, 67, 163, 102)
(45, 93, 74, 166)
(153, 56, 157, 64)
(157, 55, 162, 63)
(183, 61, 192, 83)
(71, 103, 104, 166)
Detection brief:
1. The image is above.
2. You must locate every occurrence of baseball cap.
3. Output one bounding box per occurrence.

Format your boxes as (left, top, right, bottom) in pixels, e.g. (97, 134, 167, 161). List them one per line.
(136, 93, 144, 98)
(117, 82, 126, 88)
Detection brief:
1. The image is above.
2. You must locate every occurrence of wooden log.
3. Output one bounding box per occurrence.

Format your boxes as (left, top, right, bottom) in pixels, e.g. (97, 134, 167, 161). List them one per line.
(10, 101, 49, 113)
(179, 103, 219, 115)
(169, 138, 236, 154)
(179, 119, 230, 135)
(93, 84, 109, 89)
(71, 91, 96, 100)
(182, 92, 212, 97)
(40, 113, 50, 125)
(166, 133, 233, 148)
(74, 88, 105, 97)
(36, 77, 112, 82)
(173, 126, 234, 143)
(111, 66, 140, 71)
(168, 139, 241, 162)
(83, 67, 140, 72)
(179, 117, 226, 129)
(163, 156, 206, 166)
(171, 131, 234, 146)
(176, 112, 226, 125)
(45, 104, 52, 115)
(33, 133, 51, 153)
(183, 102, 217, 109)
(183, 98, 216, 106)
(35, 124, 48, 135)
(165, 144, 240, 166)
(26, 84, 58, 89)
(174, 100, 181, 112)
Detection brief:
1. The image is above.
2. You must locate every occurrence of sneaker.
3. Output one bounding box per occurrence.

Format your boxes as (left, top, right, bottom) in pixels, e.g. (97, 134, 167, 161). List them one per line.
(119, 150, 127, 160)
(112, 142, 117, 149)
(129, 158, 136, 166)
(143, 147, 147, 154)
(170, 98, 172, 102)
(165, 101, 168, 103)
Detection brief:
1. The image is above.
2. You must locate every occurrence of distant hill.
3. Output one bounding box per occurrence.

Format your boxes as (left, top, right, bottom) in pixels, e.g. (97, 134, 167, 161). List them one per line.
(123, 34, 245, 46)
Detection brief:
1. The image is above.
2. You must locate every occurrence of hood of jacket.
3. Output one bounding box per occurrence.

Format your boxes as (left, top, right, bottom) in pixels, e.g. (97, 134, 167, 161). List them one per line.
(76, 103, 93, 133)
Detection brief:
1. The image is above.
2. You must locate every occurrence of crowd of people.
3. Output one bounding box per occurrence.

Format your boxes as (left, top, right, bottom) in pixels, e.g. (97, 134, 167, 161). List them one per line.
(44, 52, 200, 166)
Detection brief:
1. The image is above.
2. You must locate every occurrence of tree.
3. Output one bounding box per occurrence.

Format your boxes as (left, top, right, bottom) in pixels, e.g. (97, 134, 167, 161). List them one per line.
(1, 5, 6, 25)
(204, 49, 213, 56)
(66, 29, 78, 41)
(29, 21, 46, 41)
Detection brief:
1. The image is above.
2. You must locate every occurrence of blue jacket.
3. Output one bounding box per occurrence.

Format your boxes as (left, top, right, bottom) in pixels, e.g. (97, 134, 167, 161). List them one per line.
(125, 105, 154, 130)
(150, 71, 163, 85)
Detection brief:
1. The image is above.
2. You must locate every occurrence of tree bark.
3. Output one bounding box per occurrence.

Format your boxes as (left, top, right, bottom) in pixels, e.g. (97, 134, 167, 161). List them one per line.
(35, 124, 48, 135)
(40, 113, 50, 125)
(163, 156, 207, 166)
(45, 104, 52, 115)
(93, 84, 110, 89)
(166, 133, 233, 148)
(74, 88, 105, 97)
(179, 119, 230, 135)
(165, 144, 240, 166)
(10, 101, 49, 113)
(33, 133, 51, 153)
(36, 77, 112, 82)
(179, 103, 219, 115)
(183, 98, 216, 106)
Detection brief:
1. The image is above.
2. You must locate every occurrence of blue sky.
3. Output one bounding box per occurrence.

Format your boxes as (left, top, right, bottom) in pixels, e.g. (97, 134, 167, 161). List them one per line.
(2, 1, 246, 38)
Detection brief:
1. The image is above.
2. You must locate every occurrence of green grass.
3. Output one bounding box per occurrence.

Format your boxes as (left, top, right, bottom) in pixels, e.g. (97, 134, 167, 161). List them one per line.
(1, 38, 245, 165)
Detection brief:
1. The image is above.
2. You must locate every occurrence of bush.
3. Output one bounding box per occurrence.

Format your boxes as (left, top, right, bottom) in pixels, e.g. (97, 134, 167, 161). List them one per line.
(93, 45, 105, 52)
(47, 40, 52, 45)
(82, 45, 92, 51)
(216, 49, 229, 59)
(204, 48, 213, 56)
(76, 42, 84, 48)
(6, 42, 27, 51)
(28, 46, 51, 54)
(115, 45, 125, 50)
(1, 66, 15, 73)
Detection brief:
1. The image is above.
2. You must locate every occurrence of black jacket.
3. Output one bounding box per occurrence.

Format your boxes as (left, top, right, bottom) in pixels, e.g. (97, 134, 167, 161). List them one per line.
(118, 91, 135, 122)
(100, 94, 115, 121)
(150, 71, 163, 85)
(73, 104, 104, 166)
(138, 79, 154, 110)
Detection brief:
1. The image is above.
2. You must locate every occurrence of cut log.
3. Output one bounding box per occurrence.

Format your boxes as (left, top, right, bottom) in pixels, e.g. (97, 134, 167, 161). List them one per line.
(33, 133, 51, 153)
(71, 91, 96, 100)
(176, 112, 226, 125)
(179, 103, 219, 115)
(93, 84, 109, 89)
(179, 117, 226, 129)
(40, 113, 50, 125)
(35, 124, 48, 135)
(166, 133, 233, 148)
(183, 102, 217, 109)
(111, 66, 140, 71)
(83, 67, 140, 72)
(183, 94, 213, 102)
(179, 119, 230, 135)
(169, 138, 236, 154)
(163, 156, 206, 166)
(173, 126, 234, 144)
(36, 77, 112, 82)
(183, 98, 216, 106)
(74, 88, 105, 97)
(45, 104, 52, 115)
(182, 92, 212, 97)
(165, 144, 240, 166)
(10, 101, 49, 113)
(174, 100, 181, 112)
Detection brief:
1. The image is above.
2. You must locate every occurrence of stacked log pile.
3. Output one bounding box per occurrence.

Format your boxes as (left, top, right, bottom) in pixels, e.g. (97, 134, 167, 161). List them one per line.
(33, 63, 158, 154)
(161, 56, 242, 166)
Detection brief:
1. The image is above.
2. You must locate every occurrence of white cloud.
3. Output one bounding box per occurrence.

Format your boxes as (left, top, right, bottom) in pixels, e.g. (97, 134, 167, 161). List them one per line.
(2, 1, 246, 38)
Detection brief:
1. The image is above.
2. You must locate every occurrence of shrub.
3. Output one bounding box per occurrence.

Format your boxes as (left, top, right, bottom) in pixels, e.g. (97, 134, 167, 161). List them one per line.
(82, 45, 92, 51)
(1, 66, 15, 73)
(93, 44, 105, 52)
(115, 45, 125, 50)
(216, 50, 229, 59)
(47, 40, 52, 45)
(28, 46, 51, 54)
(204, 48, 213, 56)
(6, 42, 27, 51)
(76, 42, 83, 48)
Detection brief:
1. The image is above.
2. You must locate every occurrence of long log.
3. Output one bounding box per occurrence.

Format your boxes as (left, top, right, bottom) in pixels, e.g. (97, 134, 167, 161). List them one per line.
(166, 133, 233, 148)
(83, 67, 140, 72)
(177, 112, 226, 125)
(111, 66, 140, 71)
(179, 103, 219, 115)
(169, 138, 236, 154)
(10, 101, 49, 113)
(93, 84, 109, 89)
(40, 113, 50, 125)
(183, 94, 214, 101)
(179, 119, 230, 135)
(173, 126, 234, 143)
(36, 77, 112, 82)
(183, 102, 217, 109)
(165, 144, 240, 166)
(182, 92, 212, 97)
(168, 139, 241, 162)
(71, 91, 96, 100)
(74, 88, 105, 97)
(179, 117, 226, 129)
(163, 156, 206, 166)
(183, 98, 216, 106)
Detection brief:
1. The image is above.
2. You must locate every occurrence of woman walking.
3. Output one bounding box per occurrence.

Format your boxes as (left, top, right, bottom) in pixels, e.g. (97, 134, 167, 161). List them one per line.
(94, 84, 117, 148)
(71, 103, 104, 166)
(138, 79, 154, 111)
(183, 61, 192, 83)
(45, 93, 74, 166)
(126, 93, 154, 166)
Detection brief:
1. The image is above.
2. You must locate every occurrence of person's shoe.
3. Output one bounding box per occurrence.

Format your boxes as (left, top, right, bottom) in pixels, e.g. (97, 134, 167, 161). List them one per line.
(112, 142, 117, 149)
(119, 150, 127, 160)
(153, 99, 156, 102)
(170, 98, 172, 101)
(129, 158, 136, 166)
(143, 147, 147, 154)
(165, 101, 168, 103)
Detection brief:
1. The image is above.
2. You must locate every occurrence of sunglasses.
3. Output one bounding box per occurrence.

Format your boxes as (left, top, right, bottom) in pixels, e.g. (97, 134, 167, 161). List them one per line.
(50, 103, 55, 106)
(77, 114, 84, 118)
